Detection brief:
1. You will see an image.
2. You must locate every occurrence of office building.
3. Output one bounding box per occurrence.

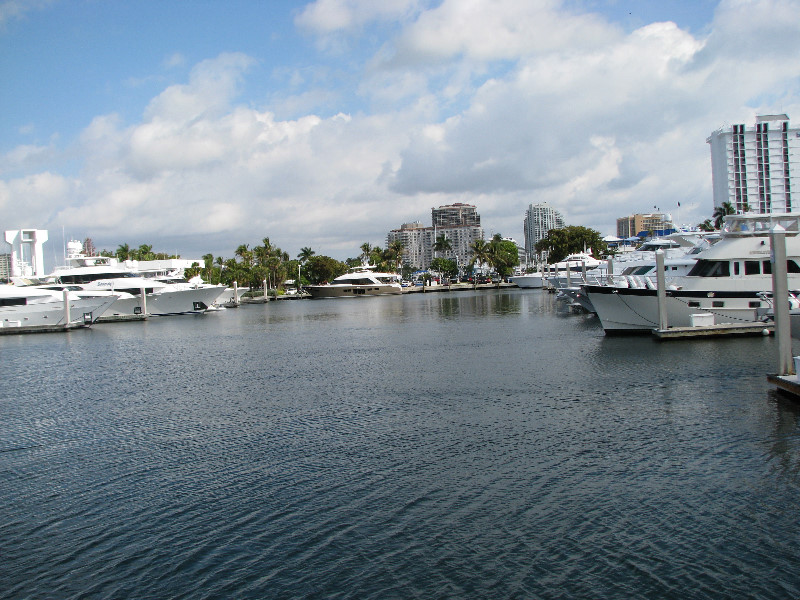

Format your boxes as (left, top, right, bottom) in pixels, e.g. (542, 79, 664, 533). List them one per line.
(707, 114, 800, 213)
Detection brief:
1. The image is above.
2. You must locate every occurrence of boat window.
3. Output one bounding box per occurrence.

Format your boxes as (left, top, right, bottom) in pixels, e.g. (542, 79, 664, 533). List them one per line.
(744, 261, 760, 275)
(763, 260, 772, 275)
(632, 266, 653, 275)
(59, 272, 138, 284)
(733, 262, 740, 275)
(712, 301, 724, 307)
(788, 260, 800, 273)
(687, 260, 730, 277)
(0, 297, 27, 306)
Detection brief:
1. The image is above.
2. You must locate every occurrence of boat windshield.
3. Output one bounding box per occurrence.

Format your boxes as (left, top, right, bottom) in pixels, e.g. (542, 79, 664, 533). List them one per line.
(58, 272, 139, 284)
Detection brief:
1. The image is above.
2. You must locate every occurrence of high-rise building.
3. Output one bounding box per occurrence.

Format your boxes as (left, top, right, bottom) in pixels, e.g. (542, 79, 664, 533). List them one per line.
(707, 114, 800, 214)
(616, 213, 674, 239)
(387, 222, 436, 270)
(387, 204, 485, 271)
(523, 203, 565, 262)
(431, 203, 480, 228)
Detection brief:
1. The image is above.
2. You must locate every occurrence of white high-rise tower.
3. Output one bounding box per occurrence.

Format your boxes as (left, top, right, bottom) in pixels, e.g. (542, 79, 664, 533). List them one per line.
(707, 114, 800, 214)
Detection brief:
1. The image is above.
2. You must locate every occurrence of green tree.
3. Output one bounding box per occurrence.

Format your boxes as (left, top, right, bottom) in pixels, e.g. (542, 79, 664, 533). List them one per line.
(488, 234, 520, 279)
(535, 226, 607, 264)
(468, 239, 492, 273)
(697, 219, 714, 232)
(202, 253, 214, 282)
(184, 262, 202, 280)
(137, 244, 154, 261)
(713, 201, 736, 229)
(298, 247, 315, 263)
(385, 240, 405, 273)
(360, 243, 374, 264)
(433, 234, 452, 259)
(304, 255, 348, 284)
(430, 257, 458, 279)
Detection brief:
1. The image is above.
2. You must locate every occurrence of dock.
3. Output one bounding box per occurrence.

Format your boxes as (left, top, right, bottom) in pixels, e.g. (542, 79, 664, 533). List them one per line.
(767, 373, 800, 397)
(0, 323, 91, 335)
(653, 322, 774, 340)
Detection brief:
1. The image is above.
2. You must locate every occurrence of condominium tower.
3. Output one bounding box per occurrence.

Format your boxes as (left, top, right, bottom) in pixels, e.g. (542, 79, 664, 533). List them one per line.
(523, 203, 565, 262)
(707, 114, 800, 214)
(387, 203, 484, 271)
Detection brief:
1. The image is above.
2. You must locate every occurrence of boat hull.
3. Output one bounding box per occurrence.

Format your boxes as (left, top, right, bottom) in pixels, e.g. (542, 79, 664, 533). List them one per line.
(584, 285, 767, 334)
(510, 274, 546, 288)
(306, 284, 402, 298)
(98, 286, 226, 320)
(0, 295, 118, 330)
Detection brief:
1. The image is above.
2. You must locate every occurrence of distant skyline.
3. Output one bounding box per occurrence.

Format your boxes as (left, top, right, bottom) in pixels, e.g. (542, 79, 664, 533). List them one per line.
(2, 0, 799, 262)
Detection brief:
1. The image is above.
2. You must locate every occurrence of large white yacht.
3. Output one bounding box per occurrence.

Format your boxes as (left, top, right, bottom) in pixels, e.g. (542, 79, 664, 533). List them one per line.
(0, 285, 118, 332)
(34, 241, 227, 320)
(305, 266, 403, 298)
(584, 213, 800, 333)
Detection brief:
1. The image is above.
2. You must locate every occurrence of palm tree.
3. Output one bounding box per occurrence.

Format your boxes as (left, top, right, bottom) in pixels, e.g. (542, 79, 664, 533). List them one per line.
(298, 247, 315, 263)
(202, 253, 214, 282)
(433, 234, 452, 259)
(116, 243, 130, 261)
(235, 244, 253, 267)
(468, 239, 492, 276)
(360, 242, 373, 264)
(697, 219, 714, 232)
(387, 240, 404, 273)
(713, 201, 736, 229)
(137, 244, 154, 261)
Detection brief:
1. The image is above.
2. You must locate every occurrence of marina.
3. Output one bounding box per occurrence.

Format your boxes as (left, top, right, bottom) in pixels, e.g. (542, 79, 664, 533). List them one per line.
(2, 288, 800, 598)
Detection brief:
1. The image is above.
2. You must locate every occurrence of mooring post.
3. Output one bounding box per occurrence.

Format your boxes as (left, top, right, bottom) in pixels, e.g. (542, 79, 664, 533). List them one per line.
(140, 287, 147, 316)
(770, 225, 794, 376)
(606, 258, 614, 285)
(656, 250, 667, 331)
(63, 288, 71, 327)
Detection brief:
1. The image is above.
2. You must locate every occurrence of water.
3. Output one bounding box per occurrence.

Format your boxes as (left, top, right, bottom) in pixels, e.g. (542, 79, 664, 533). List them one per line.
(2, 289, 800, 599)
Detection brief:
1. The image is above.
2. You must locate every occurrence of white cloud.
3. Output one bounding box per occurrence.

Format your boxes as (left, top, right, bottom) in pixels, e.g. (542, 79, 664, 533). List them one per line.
(0, 0, 52, 28)
(3, 0, 800, 259)
(296, 0, 423, 33)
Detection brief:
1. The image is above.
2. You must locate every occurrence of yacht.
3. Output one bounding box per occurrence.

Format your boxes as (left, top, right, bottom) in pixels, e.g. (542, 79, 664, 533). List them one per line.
(305, 266, 403, 298)
(584, 213, 800, 333)
(34, 241, 227, 320)
(0, 285, 118, 332)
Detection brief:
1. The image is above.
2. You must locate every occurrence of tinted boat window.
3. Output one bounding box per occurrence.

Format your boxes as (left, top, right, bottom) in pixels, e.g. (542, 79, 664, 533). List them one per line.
(687, 260, 730, 277)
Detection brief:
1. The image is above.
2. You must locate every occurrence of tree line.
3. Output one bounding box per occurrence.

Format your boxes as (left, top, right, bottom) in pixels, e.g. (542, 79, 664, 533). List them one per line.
(94, 232, 523, 291)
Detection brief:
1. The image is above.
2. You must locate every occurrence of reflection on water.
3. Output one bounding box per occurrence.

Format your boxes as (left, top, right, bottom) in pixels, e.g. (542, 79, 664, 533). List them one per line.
(2, 289, 799, 599)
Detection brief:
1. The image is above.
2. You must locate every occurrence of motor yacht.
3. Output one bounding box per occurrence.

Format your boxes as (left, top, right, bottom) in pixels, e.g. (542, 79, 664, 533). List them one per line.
(305, 266, 403, 298)
(0, 285, 118, 332)
(584, 213, 800, 333)
(33, 241, 226, 320)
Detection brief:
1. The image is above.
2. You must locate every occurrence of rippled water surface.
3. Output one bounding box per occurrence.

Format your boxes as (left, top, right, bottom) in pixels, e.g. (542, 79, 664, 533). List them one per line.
(3, 289, 800, 599)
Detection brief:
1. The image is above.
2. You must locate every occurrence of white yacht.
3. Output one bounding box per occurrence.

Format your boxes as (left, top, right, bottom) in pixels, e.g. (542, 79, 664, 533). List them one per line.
(36, 241, 227, 320)
(305, 266, 403, 298)
(584, 213, 800, 334)
(0, 285, 118, 332)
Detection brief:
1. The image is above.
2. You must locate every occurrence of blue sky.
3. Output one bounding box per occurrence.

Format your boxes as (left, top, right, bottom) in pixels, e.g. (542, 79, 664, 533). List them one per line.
(2, 0, 799, 262)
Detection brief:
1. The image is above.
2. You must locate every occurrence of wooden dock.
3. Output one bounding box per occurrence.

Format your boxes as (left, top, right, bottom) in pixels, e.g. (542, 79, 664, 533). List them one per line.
(653, 322, 774, 340)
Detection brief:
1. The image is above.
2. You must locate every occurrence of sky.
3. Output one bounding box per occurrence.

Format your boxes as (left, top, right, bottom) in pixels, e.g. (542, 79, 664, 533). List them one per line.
(2, 0, 800, 264)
